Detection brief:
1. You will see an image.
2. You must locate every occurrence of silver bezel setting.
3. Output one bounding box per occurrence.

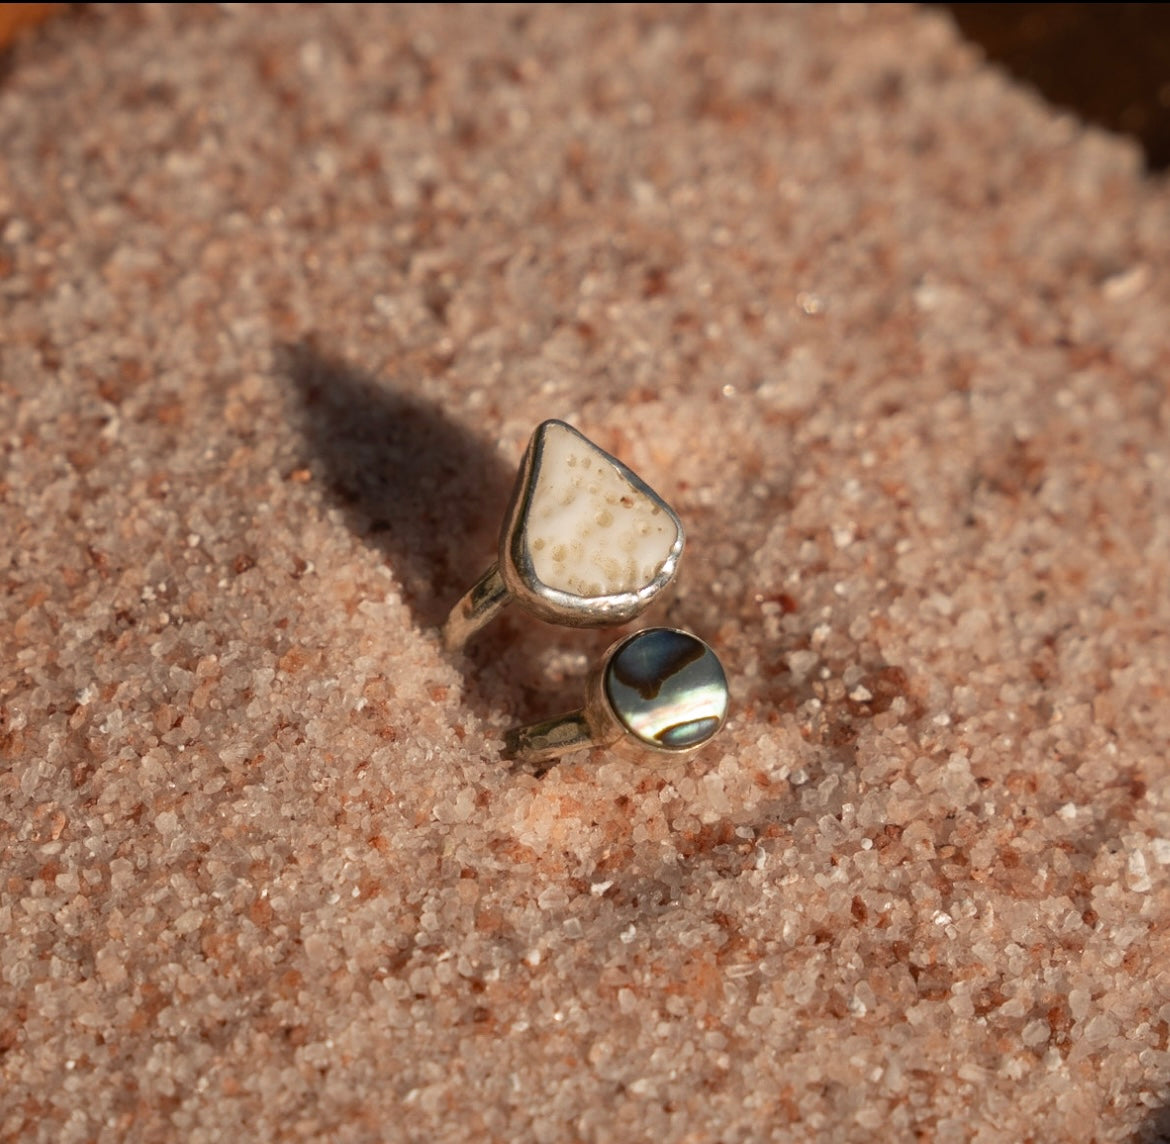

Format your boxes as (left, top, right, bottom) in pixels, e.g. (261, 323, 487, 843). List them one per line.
(586, 628, 728, 759)
(498, 420, 685, 628)
(504, 628, 729, 766)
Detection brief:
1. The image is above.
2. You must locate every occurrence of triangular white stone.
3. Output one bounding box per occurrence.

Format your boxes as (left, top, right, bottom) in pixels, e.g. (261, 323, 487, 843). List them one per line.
(513, 422, 681, 599)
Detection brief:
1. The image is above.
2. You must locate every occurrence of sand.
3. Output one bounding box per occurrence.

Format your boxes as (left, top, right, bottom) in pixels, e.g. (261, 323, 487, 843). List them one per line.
(2, 5, 1168, 1141)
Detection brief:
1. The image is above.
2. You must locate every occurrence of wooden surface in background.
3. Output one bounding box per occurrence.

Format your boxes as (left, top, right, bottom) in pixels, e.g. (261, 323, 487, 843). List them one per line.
(941, 4, 1170, 170)
(0, 4, 66, 51)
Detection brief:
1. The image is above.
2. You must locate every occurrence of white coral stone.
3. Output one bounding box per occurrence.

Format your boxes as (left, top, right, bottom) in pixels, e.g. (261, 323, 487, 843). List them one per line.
(524, 423, 679, 598)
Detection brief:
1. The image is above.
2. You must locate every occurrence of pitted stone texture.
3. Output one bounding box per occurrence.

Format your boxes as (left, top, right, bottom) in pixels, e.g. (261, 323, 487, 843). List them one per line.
(522, 422, 679, 598)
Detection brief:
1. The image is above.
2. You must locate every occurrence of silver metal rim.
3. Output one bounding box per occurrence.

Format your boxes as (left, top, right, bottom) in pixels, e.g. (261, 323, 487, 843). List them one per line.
(504, 627, 728, 765)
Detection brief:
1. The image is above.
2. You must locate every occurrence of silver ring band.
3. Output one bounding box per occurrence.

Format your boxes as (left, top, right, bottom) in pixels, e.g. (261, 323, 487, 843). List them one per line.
(504, 628, 730, 765)
(441, 563, 510, 653)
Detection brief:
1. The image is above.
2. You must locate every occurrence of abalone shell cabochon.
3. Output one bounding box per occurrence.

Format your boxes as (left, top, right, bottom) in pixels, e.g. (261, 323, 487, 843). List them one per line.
(603, 629, 729, 751)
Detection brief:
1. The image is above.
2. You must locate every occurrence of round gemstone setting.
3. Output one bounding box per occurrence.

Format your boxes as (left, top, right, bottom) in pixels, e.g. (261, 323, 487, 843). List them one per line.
(603, 629, 729, 751)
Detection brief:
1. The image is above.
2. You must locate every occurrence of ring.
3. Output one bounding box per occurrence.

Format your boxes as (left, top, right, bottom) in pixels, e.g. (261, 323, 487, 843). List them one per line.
(504, 628, 730, 765)
(441, 420, 684, 652)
